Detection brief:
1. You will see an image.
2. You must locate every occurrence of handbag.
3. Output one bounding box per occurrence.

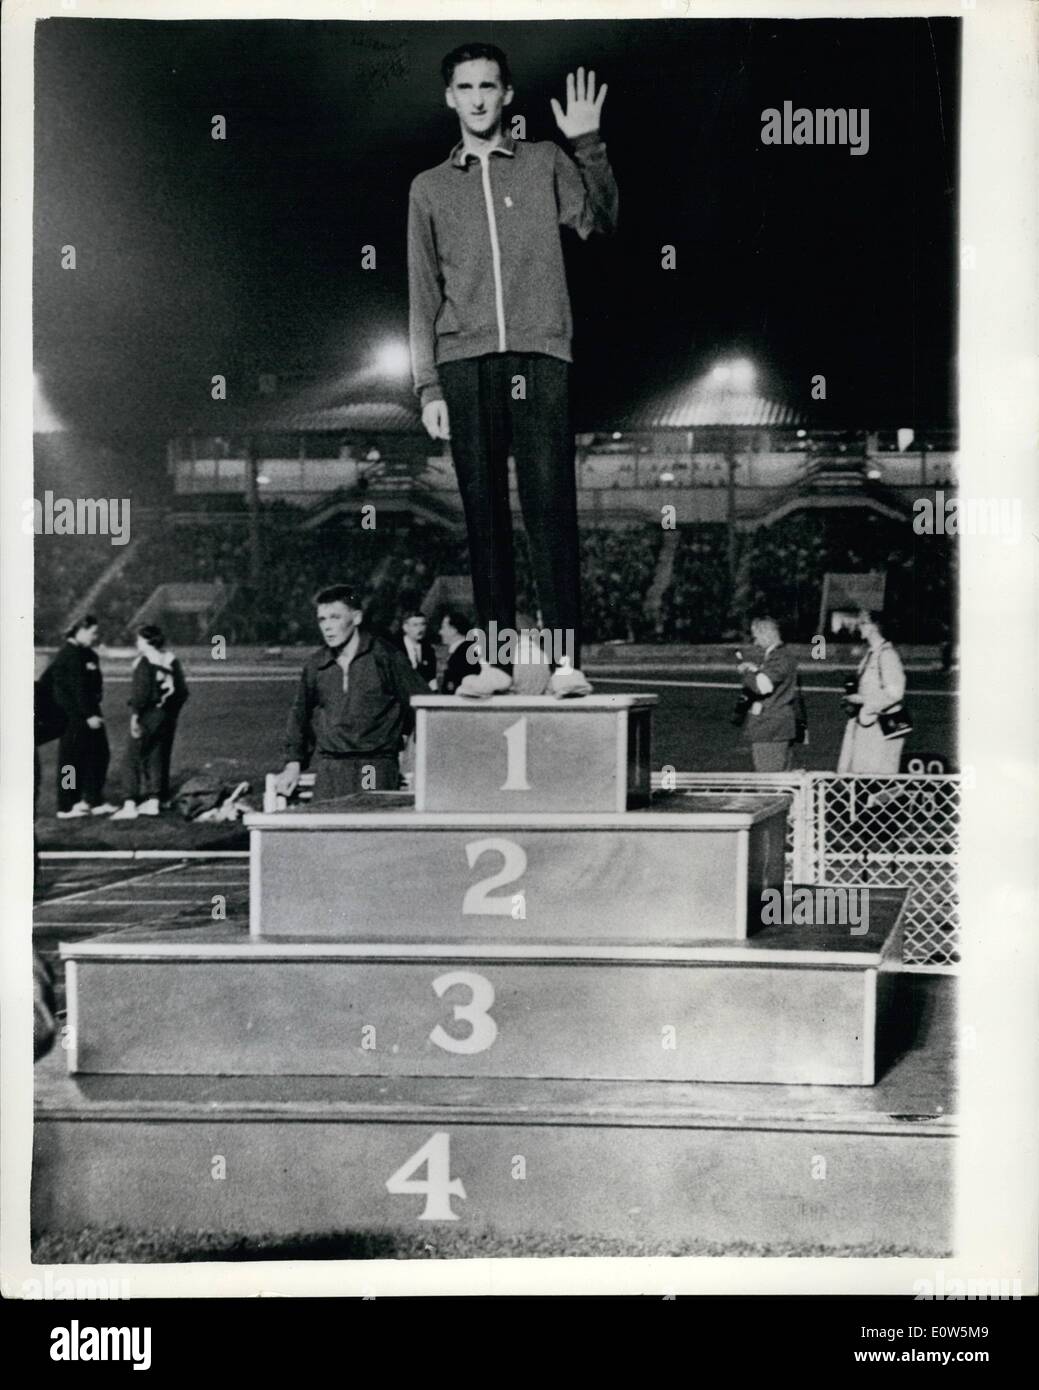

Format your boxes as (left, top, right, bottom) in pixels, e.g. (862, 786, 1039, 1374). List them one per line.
(877, 701, 913, 740)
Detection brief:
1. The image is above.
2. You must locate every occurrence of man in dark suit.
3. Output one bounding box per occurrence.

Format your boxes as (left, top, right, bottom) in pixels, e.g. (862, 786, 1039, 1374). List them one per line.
(737, 615, 806, 772)
(396, 609, 438, 688)
(438, 609, 480, 694)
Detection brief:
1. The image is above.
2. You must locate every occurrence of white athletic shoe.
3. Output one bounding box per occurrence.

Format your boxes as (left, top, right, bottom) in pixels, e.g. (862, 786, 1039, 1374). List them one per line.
(137, 798, 161, 816)
(549, 659, 593, 699)
(457, 662, 513, 700)
(90, 802, 120, 816)
(57, 801, 91, 819)
(109, 801, 138, 820)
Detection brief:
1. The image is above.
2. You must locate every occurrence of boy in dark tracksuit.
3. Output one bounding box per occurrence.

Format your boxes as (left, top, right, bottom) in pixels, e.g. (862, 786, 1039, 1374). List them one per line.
(274, 586, 430, 803)
(111, 625, 189, 819)
(408, 45, 617, 695)
(44, 614, 116, 816)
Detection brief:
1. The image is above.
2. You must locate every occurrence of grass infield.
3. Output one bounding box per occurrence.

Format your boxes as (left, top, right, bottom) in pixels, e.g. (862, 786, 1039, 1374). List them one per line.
(31, 1227, 950, 1263)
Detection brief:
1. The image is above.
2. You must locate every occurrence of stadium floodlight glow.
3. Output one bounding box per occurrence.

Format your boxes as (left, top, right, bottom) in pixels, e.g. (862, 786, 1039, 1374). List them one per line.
(33, 370, 65, 433)
(729, 359, 756, 391)
(373, 340, 411, 379)
(708, 359, 756, 392)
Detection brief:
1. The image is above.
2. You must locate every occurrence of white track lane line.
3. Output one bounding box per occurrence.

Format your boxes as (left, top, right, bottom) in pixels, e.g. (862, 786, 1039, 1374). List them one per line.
(39, 899, 221, 908)
(592, 676, 956, 697)
(35, 861, 204, 907)
(39, 850, 250, 860)
(35, 921, 231, 930)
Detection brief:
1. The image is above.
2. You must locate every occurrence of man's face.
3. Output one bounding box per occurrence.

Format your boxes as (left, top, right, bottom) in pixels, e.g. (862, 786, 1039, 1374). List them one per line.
(402, 616, 427, 643)
(76, 624, 99, 647)
(445, 58, 513, 141)
(317, 602, 358, 648)
(439, 616, 458, 644)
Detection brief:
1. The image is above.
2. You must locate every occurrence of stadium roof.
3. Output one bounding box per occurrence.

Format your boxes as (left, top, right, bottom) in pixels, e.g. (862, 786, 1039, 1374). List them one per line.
(248, 399, 422, 434)
(179, 371, 808, 439)
(181, 373, 422, 437)
(619, 384, 808, 431)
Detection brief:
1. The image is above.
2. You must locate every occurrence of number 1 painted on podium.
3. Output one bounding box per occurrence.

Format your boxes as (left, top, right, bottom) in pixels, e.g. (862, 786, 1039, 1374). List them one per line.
(500, 716, 531, 791)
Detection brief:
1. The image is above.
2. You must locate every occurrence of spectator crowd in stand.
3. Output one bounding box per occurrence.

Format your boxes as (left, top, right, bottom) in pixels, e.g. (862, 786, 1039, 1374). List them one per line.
(35, 505, 954, 650)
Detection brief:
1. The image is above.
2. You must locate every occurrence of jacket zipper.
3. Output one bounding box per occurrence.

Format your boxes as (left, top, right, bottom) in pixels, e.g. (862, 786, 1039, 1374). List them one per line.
(479, 153, 507, 352)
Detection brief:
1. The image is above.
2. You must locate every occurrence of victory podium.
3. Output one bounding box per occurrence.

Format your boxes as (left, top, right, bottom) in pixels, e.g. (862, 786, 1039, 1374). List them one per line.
(35, 693, 954, 1252)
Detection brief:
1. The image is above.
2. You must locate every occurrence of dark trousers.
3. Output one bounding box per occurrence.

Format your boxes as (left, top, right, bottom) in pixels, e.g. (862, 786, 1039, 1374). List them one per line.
(751, 741, 794, 773)
(56, 722, 110, 810)
(312, 753, 400, 802)
(124, 715, 178, 802)
(439, 353, 581, 666)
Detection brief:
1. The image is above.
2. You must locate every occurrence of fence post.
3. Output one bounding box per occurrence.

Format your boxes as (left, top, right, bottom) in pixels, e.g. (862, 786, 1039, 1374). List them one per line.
(814, 775, 826, 883)
(792, 773, 810, 881)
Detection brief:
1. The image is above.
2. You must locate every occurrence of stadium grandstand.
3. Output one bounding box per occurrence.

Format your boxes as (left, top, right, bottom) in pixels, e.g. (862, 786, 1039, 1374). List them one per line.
(33, 362, 957, 648)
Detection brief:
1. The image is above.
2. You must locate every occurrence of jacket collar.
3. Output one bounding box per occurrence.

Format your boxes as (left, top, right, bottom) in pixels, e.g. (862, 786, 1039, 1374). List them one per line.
(451, 131, 517, 169)
(316, 628, 372, 669)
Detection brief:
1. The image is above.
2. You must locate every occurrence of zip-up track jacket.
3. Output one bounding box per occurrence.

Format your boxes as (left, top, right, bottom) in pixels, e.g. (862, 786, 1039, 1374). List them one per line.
(408, 130, 619, 407)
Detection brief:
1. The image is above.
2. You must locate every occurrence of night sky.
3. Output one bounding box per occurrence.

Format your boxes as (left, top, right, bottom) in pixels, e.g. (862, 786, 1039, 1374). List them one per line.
(33, 16, 959, 438)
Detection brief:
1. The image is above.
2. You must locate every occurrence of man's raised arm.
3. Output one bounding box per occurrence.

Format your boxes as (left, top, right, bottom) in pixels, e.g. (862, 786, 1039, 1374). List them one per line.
(551, 67, 619, 240)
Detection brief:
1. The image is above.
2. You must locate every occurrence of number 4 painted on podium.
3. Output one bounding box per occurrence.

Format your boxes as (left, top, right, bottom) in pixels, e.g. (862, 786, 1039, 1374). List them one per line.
(386, 1132, 466, 1221)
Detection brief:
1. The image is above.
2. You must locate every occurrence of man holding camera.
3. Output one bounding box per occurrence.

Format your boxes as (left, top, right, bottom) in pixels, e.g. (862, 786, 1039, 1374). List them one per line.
(736, 615, 805, 772)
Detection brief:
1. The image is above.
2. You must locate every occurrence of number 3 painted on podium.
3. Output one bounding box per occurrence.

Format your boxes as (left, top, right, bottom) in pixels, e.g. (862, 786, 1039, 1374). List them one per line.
(429, 971, 498, 1053)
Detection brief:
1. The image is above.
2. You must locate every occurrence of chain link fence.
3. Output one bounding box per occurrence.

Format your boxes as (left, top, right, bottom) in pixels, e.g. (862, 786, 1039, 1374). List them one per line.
(653, 770, 961, 969)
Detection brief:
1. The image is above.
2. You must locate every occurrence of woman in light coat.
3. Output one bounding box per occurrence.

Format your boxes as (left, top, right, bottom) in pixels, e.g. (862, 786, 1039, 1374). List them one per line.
(837, 611, 907, 774)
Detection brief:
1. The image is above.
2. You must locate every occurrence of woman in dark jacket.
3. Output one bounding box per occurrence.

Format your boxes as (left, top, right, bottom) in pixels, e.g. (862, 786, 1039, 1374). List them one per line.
(111, 625, 190, 819)
(43, 614, 117, 817)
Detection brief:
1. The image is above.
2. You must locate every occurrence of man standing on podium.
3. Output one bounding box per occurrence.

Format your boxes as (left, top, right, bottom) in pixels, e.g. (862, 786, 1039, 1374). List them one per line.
(408, 44, 618, 698)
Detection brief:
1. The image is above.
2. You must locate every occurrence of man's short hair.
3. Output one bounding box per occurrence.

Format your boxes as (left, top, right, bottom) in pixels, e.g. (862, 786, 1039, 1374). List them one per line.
(441, 43, 511, 88)
(314, 584, 362, 610)
(440, 607, 472, 634)
(66, 613, 98, 638)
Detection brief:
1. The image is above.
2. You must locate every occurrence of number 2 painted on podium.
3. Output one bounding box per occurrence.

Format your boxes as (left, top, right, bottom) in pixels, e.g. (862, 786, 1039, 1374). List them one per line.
(462, 837, 527, 915)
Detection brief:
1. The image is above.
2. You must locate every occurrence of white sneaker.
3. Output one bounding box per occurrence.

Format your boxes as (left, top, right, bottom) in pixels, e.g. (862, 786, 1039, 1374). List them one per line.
(90, 802, 120, 816)
(137, 798, 161, 816)
(457, 662, 513, 700)
(110, 801, 138, 820)
(549, 659, 593, 699)
(57, 802, 90, 819)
